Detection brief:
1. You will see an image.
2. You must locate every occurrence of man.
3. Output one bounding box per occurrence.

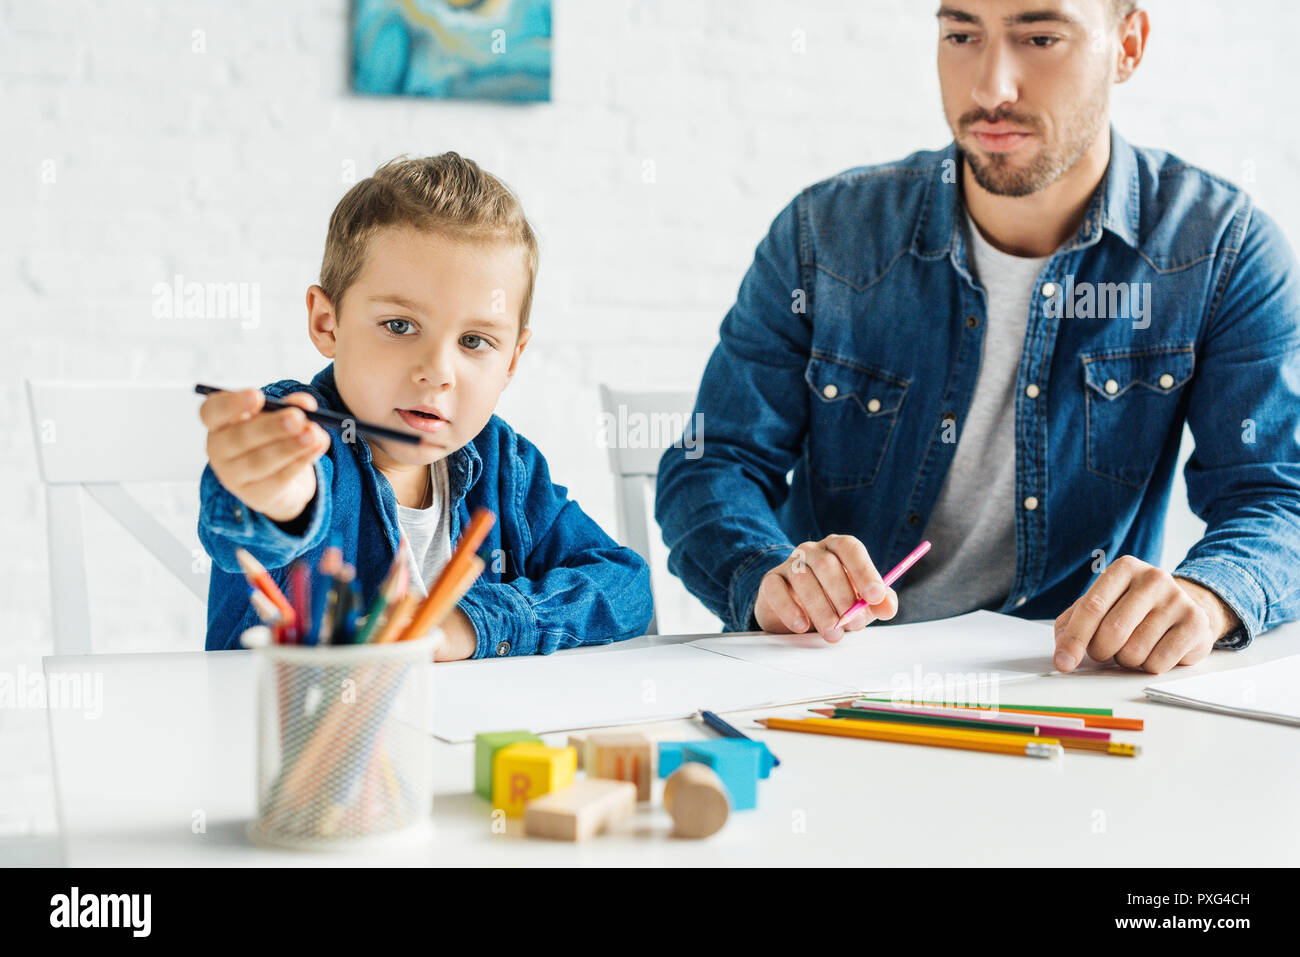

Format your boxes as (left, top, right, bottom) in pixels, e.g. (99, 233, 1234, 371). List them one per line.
(655, 0, 1300, 674)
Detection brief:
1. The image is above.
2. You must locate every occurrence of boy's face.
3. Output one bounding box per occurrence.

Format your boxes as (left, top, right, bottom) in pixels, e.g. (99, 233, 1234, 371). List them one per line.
(307, 225, 531, 472)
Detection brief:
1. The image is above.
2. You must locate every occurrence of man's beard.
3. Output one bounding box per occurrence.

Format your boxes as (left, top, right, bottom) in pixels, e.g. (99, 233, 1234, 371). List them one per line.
(955, 87, 1110, 197)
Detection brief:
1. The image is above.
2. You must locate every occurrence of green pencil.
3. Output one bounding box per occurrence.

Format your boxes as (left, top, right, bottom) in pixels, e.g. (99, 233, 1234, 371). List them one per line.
(853, 697, 1113, 716)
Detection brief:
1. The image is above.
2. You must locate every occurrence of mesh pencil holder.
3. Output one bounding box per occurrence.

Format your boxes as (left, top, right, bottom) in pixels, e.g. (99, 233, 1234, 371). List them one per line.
(246, 631, 438, 851)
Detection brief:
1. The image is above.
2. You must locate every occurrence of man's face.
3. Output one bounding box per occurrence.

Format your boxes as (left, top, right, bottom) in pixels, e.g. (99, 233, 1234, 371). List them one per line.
(321, 225, 530, 468)
(937, 0, 1118, 196)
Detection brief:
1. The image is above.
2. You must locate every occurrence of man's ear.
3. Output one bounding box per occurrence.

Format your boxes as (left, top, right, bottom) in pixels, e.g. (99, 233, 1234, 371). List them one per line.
(306, 285, 339, 358)
(1114, 10, 1150, 84)
(503, 327, 531, 387)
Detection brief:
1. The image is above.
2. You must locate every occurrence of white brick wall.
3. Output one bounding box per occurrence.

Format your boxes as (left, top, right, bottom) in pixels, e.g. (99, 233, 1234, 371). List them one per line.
(3, 0, 1299, 668)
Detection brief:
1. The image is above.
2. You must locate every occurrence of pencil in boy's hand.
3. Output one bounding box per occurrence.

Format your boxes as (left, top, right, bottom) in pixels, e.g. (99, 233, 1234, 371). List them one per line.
(194, 383, 430, 447)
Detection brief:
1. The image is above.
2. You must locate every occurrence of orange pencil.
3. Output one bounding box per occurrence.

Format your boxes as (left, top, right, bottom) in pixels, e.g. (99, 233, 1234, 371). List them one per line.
(236, 548, 296, 625)
(396, 509, 495, 642)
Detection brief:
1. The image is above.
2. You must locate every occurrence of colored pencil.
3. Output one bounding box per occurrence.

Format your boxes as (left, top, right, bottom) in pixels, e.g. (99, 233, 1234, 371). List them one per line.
(287, 560, 310, 645)
(194, 383, 427, 447)
(326, 564, 356, 645)
(845, 698, 1141, 730)
(305, 543, 342, 645)
(815, 706, 1110, 740)
(840, 698, 1087, 728)
(854, 696, 1113, 716)
(757, 716, 1062, 758)
(355, 538, 409, 644)
(235, 548, 296, 627)
(811, 708, 1137, 756)
(835, 539, 931, 628)
(396, 509, 496, 643)
(698, 708, 780, 767)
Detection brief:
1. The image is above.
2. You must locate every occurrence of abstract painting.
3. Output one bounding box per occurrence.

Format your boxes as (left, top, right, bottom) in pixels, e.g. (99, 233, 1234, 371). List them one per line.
(352, 0, 552, 102)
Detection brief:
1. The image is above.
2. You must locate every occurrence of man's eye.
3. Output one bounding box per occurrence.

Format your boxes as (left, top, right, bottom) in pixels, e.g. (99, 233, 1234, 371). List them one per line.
(383, 319, 414, 335)
(1027, 35, 1059, 47)
(944, 33, 976, 45)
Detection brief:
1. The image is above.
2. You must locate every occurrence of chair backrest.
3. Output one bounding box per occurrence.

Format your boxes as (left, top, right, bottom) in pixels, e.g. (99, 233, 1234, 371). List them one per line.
(598, 384, 698, 635)
(26, 380, 210, 655)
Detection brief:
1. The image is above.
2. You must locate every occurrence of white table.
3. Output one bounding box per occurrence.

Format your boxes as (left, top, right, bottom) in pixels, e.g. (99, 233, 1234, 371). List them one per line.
(42, 623, 1300, 866)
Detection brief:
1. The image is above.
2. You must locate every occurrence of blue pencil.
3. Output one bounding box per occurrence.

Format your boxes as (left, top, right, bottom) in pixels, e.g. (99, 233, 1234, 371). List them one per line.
(698, 709, 780, 767)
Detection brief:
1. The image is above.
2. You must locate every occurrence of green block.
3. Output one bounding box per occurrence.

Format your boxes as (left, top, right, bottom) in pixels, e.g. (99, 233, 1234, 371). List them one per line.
(475, 731, 542, 801)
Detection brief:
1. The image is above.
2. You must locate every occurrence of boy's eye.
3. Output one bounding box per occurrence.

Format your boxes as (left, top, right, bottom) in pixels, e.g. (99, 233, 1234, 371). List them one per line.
(460, 333, 492, 351)
(383, 318, 415, 336)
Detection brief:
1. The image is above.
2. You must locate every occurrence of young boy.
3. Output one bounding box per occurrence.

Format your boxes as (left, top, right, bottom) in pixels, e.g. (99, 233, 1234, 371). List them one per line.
(198, 153, 653, 658)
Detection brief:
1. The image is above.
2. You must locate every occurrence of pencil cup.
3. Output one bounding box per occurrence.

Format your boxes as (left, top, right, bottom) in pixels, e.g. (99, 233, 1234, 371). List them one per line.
(246, 631, 438, 850)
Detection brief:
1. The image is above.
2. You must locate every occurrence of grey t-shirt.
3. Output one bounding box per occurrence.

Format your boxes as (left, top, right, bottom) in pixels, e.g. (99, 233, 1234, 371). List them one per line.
(888, 212, 1050, 624)
(395, 458, 453, 598)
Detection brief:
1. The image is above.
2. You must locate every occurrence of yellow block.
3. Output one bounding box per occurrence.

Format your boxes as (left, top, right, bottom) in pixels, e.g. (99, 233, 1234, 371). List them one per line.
(492, 743, 577, 817)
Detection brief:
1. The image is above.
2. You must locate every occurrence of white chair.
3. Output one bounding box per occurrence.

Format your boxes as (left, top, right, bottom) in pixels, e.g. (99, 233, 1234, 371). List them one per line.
(597, 384, 701, 635)
(26, 380, 210, 656)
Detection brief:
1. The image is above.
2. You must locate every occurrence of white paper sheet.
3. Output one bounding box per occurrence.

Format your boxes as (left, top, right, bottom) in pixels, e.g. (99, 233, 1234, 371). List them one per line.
(1144, 654, 1300, 726)
(685, 610, 1097, 698)
(429, 643, 857, 742)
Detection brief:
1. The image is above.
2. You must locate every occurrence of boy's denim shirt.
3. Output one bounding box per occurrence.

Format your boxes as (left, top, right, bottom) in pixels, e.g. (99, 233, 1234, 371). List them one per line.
(657, 126, 1300, 649)
(200, 363, 653, 654)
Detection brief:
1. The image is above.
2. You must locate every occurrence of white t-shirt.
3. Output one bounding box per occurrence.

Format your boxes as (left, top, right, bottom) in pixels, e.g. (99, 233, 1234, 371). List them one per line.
(394, 458, 454, 598)
(890, 211, 1051, 624)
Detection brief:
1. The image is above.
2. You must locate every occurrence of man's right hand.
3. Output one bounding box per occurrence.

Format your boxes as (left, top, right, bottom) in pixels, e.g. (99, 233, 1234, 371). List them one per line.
(753, 534, 898, 641)
(200, 388, 331, 525)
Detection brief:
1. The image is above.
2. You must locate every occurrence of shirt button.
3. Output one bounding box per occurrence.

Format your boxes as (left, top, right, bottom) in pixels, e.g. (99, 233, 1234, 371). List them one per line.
(1104, 379, 1119, 395)
(494, 640, 511, 656)
(822, 384, 838, 399)
(966, 315, 979, 329)
(233, 505, 244, 521)
(866, 398, 881, 413)
(908, 513, 921, 526)
(1042, 282, 1058, 298)
(1015, 596, 1027, 607)
(1158, 373, 1174, 389)
(1024, 496, 1039, 511)
(1025, 384, 1040, 399)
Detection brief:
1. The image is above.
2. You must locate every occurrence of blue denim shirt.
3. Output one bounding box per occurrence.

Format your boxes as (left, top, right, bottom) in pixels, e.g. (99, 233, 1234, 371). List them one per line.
(200, 363, 653, 653)
(656, 127, 1300, 648)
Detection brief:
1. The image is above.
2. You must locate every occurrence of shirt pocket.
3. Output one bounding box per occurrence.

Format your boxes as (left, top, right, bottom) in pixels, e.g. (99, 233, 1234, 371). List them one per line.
(804, 354, 909, 490)
(1082, 346, 1195, 488)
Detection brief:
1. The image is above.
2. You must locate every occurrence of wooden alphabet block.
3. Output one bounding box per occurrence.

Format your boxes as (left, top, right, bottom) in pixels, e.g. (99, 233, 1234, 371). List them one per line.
(660, 739, 776, 779)
(474, 730, 542, 801)
(664, 762, 730, 839)
(492, 743, 577, 818)
(567, 734, 588, 770)
(524, 778, 636, 841)
(588, 732, 654, 801)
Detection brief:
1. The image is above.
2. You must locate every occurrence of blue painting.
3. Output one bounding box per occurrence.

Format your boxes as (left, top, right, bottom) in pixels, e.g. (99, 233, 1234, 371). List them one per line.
(353, 0, 551, 103)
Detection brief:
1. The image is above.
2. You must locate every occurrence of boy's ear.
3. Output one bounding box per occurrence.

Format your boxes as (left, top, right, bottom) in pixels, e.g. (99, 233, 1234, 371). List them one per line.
(306, 285, 339, 358)
(503, 327, 531, 386)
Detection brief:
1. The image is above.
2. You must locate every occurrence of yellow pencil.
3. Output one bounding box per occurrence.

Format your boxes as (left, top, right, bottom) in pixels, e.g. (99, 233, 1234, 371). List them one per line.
(756, 716, 1063, 758)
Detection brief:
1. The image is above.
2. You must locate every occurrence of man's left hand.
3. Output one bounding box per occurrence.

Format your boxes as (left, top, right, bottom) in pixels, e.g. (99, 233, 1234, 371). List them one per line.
(1053, 555, 1240, 675)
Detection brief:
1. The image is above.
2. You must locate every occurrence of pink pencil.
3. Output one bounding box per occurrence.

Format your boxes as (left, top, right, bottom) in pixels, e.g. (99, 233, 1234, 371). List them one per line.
(834, 539, 932, 629)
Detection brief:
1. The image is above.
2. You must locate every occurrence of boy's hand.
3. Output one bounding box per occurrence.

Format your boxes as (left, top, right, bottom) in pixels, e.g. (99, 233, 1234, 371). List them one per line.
(433, 608, 478, 661)
(753, 534, 898, 641)
(200, 388, 331, 525)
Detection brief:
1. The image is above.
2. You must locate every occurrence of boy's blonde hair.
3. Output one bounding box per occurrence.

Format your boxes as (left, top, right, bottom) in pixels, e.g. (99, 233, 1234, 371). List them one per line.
(320, 152, 539, 331)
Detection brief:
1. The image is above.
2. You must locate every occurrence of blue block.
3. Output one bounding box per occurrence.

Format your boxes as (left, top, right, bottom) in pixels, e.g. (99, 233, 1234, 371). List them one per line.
(681, 740, 763, 810)
(658, 742, 686, 778)
(660, 739, 775, 779)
